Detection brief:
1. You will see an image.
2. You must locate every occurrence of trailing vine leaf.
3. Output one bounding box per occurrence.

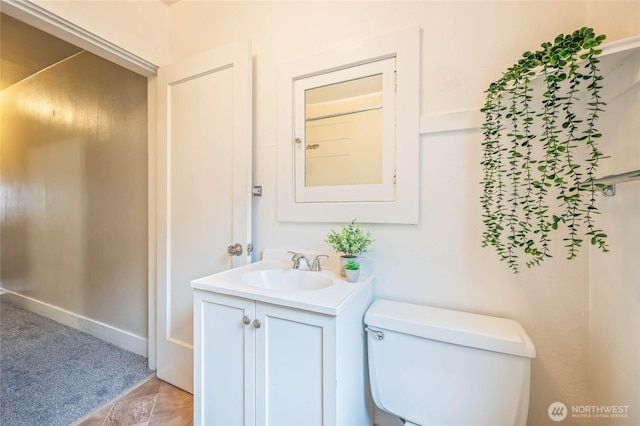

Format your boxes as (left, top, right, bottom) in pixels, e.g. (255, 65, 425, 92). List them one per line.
(481, 27, 609, 273)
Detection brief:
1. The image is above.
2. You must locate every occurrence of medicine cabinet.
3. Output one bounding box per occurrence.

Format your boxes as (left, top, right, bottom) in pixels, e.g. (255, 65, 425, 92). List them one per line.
(277, 27, 421, 224)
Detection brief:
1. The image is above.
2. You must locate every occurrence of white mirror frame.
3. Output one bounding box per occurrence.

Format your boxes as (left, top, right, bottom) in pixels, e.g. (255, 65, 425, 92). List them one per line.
(277, 27, 421, 224)
(294, 58, 396, 203)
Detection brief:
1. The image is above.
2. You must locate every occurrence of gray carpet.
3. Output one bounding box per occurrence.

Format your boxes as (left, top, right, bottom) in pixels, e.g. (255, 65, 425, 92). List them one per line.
(0, 298, 153, 425)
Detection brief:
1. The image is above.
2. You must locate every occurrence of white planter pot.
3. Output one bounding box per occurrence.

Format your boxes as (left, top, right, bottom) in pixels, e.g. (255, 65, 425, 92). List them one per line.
(345, 269, 360, 283)
(339, 256, 358, 277)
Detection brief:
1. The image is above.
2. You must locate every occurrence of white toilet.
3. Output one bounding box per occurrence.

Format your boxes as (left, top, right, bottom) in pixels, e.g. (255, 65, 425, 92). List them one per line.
(364, 300, 536, 426)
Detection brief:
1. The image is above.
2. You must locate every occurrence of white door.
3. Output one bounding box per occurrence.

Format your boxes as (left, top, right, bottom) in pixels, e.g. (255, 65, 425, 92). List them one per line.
(156, 41, 252, 392)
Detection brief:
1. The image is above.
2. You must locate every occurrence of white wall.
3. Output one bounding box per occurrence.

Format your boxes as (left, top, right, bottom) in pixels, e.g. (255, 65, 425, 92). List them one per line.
(588, 47, 640, 425)
(167, 1, 639, 425)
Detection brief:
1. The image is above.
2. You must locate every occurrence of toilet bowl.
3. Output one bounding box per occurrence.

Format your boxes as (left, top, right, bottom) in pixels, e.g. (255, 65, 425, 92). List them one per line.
(364, 300, 536, 426)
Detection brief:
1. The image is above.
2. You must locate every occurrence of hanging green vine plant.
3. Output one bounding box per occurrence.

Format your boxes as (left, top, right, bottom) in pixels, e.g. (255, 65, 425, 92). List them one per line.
(481, 27, 609, 273)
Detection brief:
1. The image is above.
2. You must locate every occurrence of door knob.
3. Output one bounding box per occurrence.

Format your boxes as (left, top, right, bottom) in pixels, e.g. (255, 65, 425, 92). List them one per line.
(252, 319, 261, 329)
(243, 315, 251, 326)
(227, 243, 243, 256)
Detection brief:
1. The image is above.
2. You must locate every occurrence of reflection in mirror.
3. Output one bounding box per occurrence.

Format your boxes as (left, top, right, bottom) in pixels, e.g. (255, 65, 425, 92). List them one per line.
(304, 74, 383, 187)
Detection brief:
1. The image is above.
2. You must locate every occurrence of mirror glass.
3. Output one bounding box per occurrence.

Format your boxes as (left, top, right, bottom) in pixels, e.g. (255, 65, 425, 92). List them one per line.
(304, 74, 383, 187)
(293, 57, 396, 203)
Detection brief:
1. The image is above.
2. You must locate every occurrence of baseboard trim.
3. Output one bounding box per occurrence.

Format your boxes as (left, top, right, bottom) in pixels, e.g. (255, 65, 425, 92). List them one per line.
(0, 289, 148, 357)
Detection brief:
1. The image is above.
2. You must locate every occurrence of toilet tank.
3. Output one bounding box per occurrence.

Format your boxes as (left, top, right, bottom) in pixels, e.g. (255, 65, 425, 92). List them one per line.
(364, 300, 536, 426)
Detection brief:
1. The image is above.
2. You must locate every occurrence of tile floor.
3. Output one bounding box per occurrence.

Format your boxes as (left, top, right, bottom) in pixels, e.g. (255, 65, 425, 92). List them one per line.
(74, 375, 193, 426)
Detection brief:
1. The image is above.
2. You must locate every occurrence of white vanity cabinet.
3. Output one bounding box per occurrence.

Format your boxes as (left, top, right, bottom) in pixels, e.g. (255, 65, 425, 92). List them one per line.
(193, 271, 373, 426)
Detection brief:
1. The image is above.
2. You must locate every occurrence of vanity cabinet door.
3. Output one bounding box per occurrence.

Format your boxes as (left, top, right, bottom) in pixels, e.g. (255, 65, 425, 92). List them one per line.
(255, 303, 336, 426)
(194, 291, 256, 426)
(195, 292, 343, 426)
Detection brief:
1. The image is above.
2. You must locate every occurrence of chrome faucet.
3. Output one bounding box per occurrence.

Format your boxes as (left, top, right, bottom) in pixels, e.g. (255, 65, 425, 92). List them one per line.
(288, 252, 329, 271)
(311, 255, 329, 271)
(288, 251, 310, 270)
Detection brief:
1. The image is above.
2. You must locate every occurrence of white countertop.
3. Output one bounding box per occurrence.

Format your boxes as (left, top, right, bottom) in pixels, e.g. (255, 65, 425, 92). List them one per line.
(191, 250, 373, 315)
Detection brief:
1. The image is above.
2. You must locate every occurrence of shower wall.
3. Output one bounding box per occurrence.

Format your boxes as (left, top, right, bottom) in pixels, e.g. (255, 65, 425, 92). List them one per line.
(0, 51, 148, 340)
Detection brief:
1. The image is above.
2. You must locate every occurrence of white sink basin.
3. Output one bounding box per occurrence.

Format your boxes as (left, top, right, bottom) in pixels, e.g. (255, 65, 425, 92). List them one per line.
(242, 269, 333, 291)
(192, 250, 374, 315)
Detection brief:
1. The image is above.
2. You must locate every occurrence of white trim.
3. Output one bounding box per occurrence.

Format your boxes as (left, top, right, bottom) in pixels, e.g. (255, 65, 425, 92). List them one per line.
(0, 290, 148, 357)
(420, 110, 483, 135)
(0, 0, 157, 77)
(147, 77, 158, 371)
(599, 34, 640, 57)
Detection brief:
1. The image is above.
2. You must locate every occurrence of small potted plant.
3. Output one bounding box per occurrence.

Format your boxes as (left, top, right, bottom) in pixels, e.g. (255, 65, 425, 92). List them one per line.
(344, 259, 360, 283)
(325, 219, 374, 277)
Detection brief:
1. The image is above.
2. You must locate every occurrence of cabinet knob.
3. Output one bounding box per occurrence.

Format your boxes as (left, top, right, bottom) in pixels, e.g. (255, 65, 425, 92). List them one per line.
(243, 315, 251, 326)
(252, 319, 261, 329)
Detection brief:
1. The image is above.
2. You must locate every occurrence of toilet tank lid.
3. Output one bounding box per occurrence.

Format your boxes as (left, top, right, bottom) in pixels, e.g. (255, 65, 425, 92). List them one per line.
(364, 300, 536, 358)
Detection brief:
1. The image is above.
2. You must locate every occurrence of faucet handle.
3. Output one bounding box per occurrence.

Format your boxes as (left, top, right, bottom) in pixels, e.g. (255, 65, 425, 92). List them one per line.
(311, 255, 329, 271)
(288, 251, 305, 261)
